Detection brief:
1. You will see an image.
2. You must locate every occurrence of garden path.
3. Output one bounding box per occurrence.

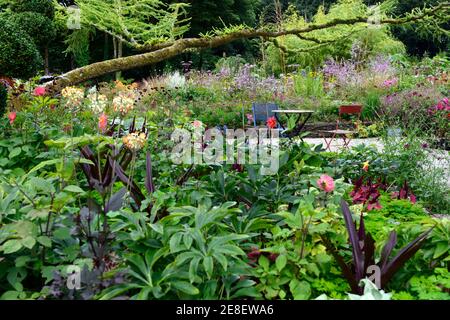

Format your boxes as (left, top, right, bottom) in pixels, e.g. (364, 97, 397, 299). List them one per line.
(304, 138, 450, 189)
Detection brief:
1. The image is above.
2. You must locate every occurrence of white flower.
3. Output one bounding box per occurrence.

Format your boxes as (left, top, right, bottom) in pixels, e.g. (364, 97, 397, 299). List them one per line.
(166, 71, 186, 89)
(87, 92, 108, 114)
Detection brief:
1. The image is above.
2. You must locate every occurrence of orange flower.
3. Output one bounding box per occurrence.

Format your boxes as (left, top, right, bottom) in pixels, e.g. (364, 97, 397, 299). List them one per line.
(267, 116, 277, 129)
(98, 113, 108, 132)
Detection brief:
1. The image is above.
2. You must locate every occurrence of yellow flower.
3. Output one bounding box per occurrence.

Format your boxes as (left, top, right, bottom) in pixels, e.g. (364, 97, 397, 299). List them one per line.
(363, 161, 370, 172)
(61, 86, 85, 108)
(122, 132, 147, 151)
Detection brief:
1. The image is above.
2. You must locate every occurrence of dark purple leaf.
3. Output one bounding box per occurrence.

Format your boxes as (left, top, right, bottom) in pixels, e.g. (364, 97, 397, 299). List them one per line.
(358, 213, 365, 242)
(109, 158, 144, 207)
(129, 116, 136, 133)
(363, 233, 376, 269)
(379, 231, 397, 270)
(120, 151, 133, 171)
(341, 199, 365, 282)
(80, 146, 100, 180)
(105, 187, 127, 213)
(321, 235, 360, 294)
(381, 228, 433, 287)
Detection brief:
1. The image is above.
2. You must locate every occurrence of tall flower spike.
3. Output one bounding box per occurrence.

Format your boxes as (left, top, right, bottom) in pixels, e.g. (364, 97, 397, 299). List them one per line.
(98, 113, 108, 132)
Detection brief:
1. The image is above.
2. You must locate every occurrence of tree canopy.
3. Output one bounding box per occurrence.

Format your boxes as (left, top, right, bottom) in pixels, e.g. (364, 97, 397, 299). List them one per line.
(42, 0, 448, 91)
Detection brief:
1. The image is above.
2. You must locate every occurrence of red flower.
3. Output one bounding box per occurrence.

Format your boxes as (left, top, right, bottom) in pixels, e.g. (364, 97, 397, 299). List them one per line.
(266, 116, 277, 129)
(33, 87, 46, 96)
(8, 112, 16, 125)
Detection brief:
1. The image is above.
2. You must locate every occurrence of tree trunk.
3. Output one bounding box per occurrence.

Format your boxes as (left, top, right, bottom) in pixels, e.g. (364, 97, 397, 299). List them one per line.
(44, 46, 49, 75)
(116, 40, 123, 80)
(104, 33, 110, 61)
(113, 37, 117, 60)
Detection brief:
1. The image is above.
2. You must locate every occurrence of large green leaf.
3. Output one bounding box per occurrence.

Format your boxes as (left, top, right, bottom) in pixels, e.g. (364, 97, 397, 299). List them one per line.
(2, 239, 22, 254)
(171, 281, 199, 296)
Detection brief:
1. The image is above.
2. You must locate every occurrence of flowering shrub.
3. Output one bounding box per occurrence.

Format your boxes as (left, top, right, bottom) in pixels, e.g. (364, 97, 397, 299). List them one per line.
(380, 85, 444, 130)
(427, 97, 450, 140)
(322, 55, 398, 100)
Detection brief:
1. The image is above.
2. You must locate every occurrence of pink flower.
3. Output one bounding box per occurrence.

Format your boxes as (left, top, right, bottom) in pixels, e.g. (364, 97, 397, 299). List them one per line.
(246, 113, 253, 125)
(33, 87, 46, 96)
(193, 120, 203, 128)
(383, 78, 398, 88)
(317, 175, 335, 193)
(266, 116, 277, 129)
(8, 112, 16, 125)
(98, 113, 108, 132)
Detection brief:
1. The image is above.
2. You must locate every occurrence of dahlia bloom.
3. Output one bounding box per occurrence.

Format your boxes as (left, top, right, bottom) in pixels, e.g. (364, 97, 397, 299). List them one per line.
(33, 87, 46, 96)
(362, 161, 370, 172)
(317, 175, 335, 193)
(193, 120, 203, 128)
(267, 116, 277, 129)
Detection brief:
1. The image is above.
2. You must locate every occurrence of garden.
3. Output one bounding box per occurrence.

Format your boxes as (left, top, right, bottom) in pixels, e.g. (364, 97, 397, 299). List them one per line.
(0, 0, 449, 301)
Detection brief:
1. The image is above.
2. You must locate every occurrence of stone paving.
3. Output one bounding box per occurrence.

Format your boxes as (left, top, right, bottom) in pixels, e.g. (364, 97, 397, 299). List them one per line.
(303, 138, 450, 188)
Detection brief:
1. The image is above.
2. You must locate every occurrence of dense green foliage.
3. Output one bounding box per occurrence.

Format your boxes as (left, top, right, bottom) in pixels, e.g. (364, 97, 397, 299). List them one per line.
(8, 12, 56, 47)
(0, 0, 448, 302)
(0, 85, 6, 118)
(10, 0, 55, 18)
(0, 16, 42, 78)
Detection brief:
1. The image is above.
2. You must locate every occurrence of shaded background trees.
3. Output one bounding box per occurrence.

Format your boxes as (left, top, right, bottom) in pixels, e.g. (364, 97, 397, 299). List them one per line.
(0, 0, 448, 80)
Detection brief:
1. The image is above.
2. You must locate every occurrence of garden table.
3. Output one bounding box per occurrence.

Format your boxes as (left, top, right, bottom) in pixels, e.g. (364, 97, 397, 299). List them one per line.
(272, 110, 315, 139)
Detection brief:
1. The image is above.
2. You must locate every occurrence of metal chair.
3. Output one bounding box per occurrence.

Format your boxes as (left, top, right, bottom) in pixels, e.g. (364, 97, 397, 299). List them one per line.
(251, 103, 280, 128)
(321, 105, 363, 151)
